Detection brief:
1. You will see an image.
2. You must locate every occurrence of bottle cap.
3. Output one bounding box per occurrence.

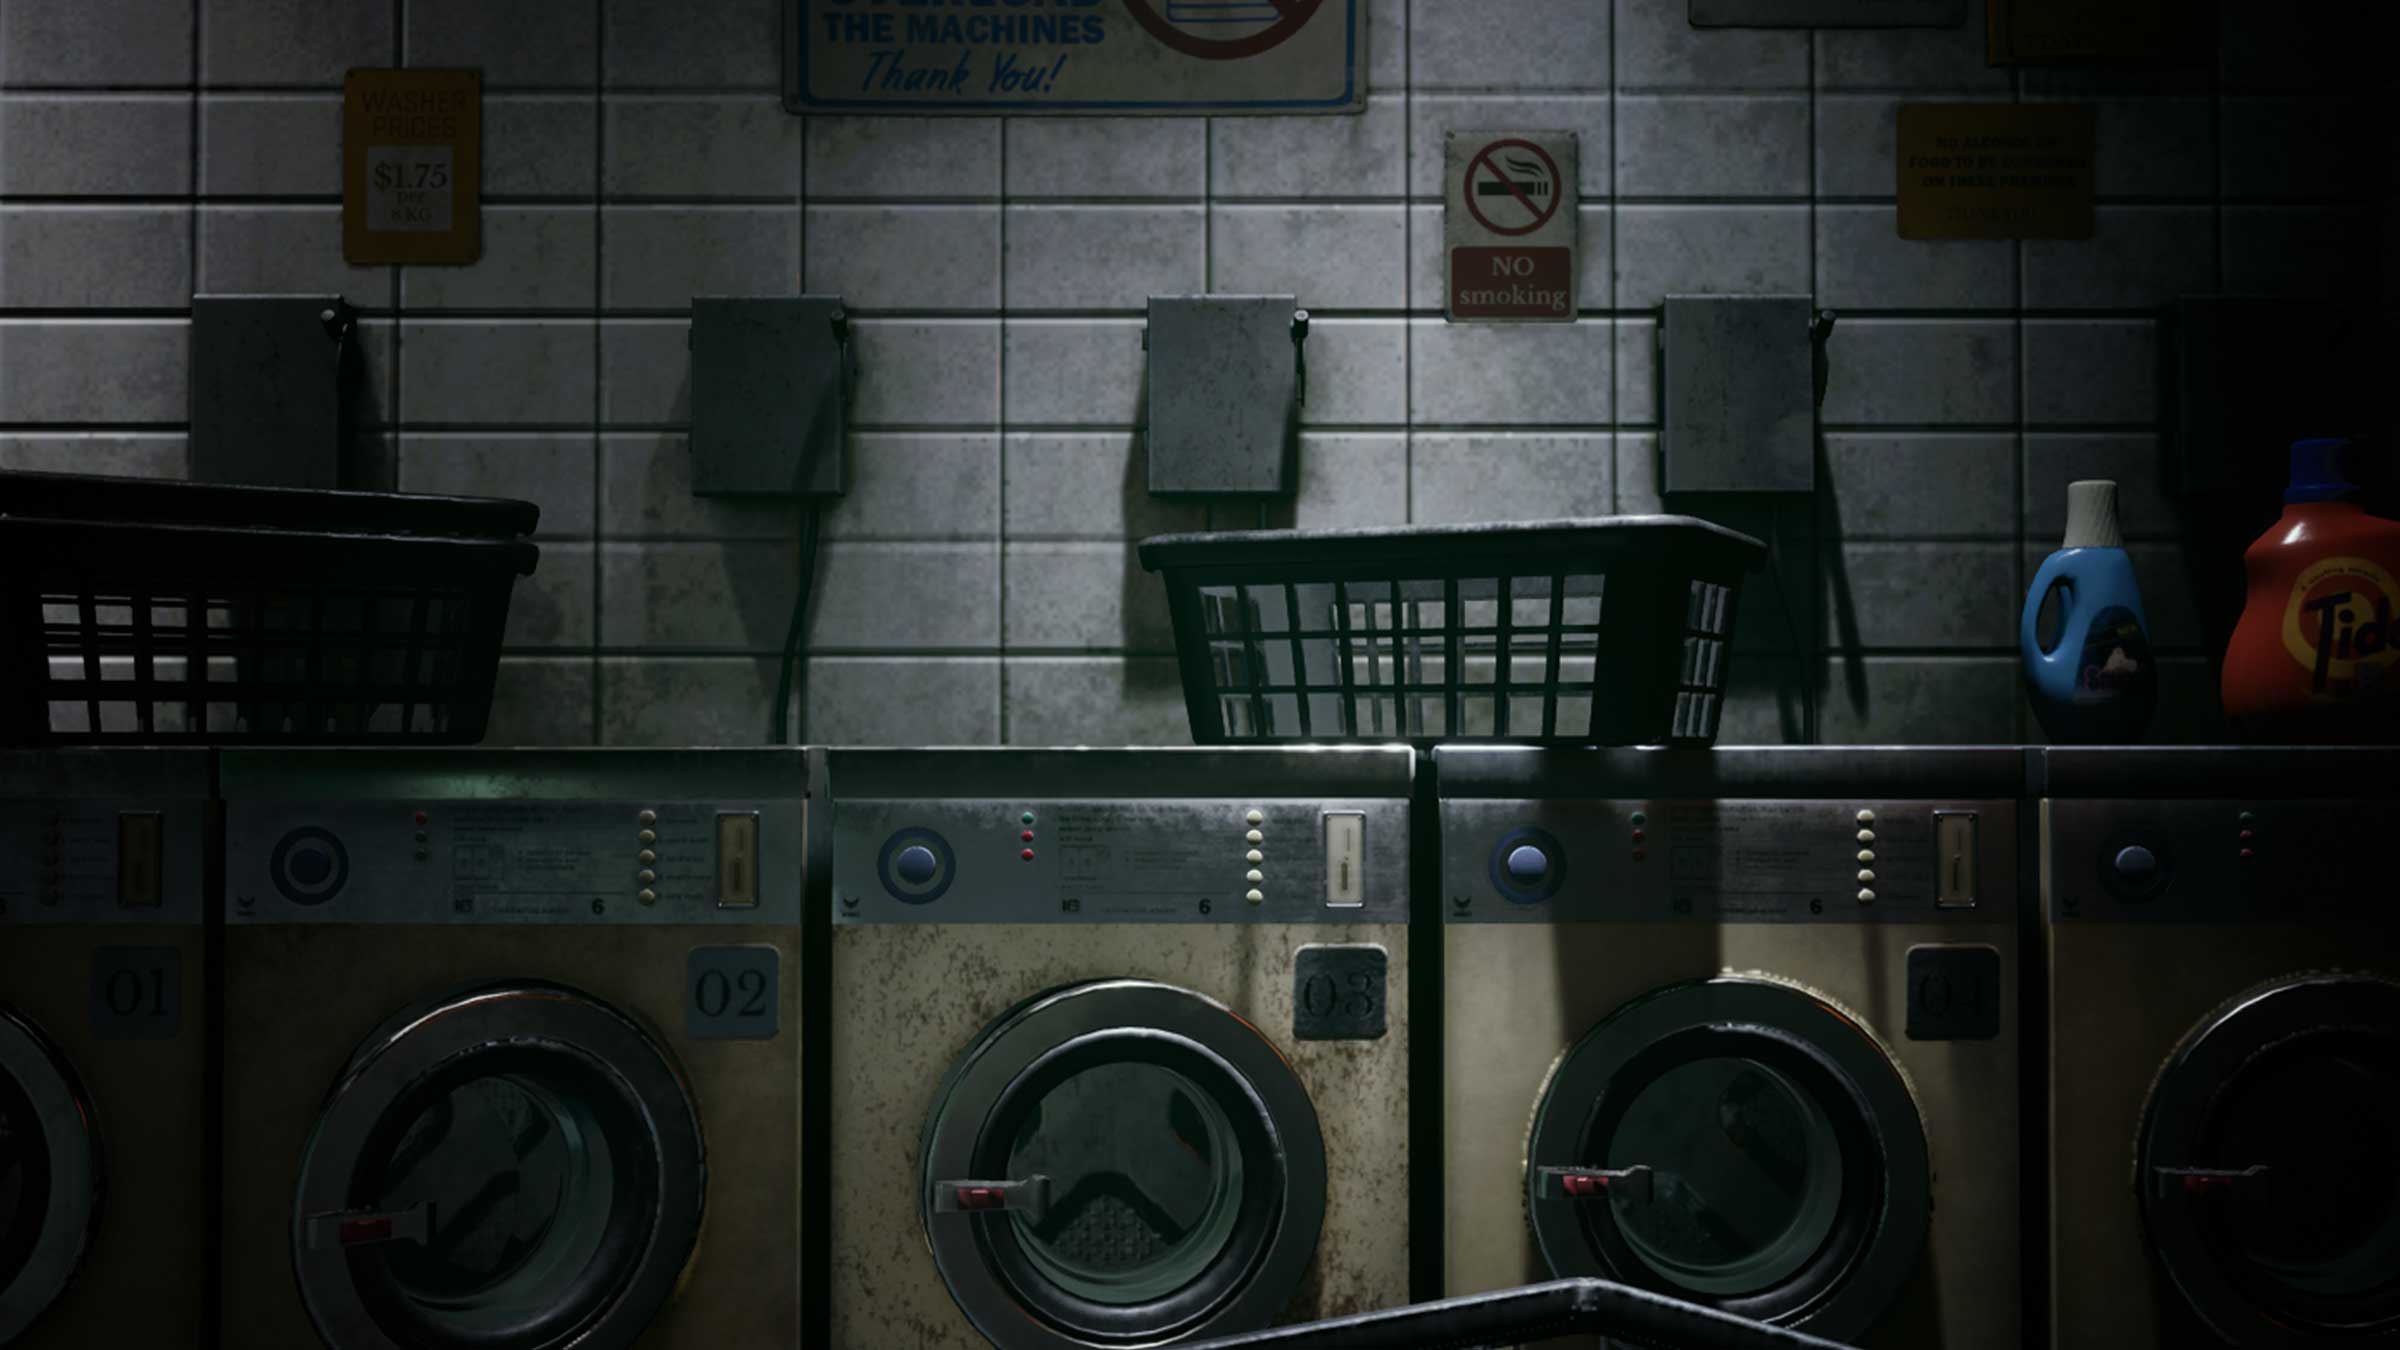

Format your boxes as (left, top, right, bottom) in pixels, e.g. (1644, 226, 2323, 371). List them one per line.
(2287, 437, 2358, 503)
(2061, 480, 2123, 549)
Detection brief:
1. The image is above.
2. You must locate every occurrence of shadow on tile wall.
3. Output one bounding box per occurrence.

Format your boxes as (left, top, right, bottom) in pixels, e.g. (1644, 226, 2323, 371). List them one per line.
(0, 0, 2387, 746)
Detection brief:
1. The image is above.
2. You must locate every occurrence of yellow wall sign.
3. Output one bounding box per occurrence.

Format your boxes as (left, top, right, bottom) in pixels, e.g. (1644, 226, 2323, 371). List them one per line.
(1896, 102, 2093, 240)
(343, 68, 481, 266)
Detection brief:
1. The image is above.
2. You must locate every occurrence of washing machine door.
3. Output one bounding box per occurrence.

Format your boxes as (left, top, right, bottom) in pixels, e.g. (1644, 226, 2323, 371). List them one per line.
(2139, 972, 2400, 1347)
(1524, 976, 1930, 1342)
(920, 979, 1329, 1350)
(288, 981, 706, 1350)
(0, 1009, 99, 1345)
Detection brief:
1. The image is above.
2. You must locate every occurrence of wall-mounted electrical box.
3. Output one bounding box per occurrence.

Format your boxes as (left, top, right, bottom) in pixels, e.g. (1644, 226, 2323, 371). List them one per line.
(189, 294, 362, 489)
(689, 295, 849, 498)
(1145, 294, 1307, 497)
(1662, 294, 1818, 494)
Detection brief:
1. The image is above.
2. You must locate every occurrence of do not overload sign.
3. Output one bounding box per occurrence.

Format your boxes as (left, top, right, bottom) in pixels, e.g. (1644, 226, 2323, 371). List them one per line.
(1445, 131, 1578, 323)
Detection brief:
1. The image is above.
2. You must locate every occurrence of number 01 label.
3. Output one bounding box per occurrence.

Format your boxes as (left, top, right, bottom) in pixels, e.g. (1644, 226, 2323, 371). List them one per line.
(90, 946, 180, 1041)
(686, 946, 781, 1041)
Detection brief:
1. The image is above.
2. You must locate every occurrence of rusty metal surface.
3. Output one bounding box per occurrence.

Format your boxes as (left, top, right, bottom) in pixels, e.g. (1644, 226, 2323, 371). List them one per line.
(1444, 920, 2021, 1350)
(217, 924, 801, 1348)
(827, 921, 1409, 1347)
(0, 925, 208, 1347)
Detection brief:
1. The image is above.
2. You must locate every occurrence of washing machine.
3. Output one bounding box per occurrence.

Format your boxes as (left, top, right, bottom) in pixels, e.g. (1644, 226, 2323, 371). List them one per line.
(217, 748, 813, 1349)
(1437, 746, 2027, 1348)
(822, 747, 1413, 1349)
(0, 749, 212, 1347)
(2044, 746, 2400, 1349)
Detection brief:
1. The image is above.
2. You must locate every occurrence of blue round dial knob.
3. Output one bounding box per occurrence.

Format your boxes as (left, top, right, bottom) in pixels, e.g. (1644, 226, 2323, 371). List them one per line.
(895, 845, 939, 885)
(288, 847, 334, 885)
(2112, 845, 2158, 882)
(1505, 844, 1550, 882)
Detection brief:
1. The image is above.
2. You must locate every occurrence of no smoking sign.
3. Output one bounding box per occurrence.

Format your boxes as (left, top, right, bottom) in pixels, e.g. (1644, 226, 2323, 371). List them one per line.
(1445, 130, 1578, 322)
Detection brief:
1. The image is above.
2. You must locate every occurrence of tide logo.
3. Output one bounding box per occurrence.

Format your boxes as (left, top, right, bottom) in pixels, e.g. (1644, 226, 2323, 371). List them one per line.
(2281, 556, 2400, 697)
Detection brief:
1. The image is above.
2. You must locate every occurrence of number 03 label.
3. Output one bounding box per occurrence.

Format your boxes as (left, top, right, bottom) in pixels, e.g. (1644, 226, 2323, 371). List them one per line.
(686, 946, 782, 1041)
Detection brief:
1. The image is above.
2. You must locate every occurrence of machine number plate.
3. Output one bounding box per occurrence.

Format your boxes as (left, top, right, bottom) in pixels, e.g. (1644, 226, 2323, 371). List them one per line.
(1904, 944, 2001, 1041)
(1294, 944, 1386, 1042)
(89, 945, 181, 1040)
(685, 946, 780, 1040)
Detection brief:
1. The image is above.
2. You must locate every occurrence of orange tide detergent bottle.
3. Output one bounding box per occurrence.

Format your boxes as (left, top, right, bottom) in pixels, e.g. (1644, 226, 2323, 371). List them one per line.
(2222, 438, 2400, 741)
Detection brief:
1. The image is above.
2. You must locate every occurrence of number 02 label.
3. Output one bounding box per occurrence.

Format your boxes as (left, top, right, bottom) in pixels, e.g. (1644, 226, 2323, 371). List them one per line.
(686, 946, 781, 1041)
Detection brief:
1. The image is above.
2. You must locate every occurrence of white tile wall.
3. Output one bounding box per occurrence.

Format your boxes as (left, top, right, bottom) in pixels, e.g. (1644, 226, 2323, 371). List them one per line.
(1, 0, 2376, 748)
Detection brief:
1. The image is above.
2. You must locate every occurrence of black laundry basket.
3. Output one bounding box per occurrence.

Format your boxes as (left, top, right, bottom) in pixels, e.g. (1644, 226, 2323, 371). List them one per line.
(1138, 517, 1766, 747)
(0, 470, 540, 745)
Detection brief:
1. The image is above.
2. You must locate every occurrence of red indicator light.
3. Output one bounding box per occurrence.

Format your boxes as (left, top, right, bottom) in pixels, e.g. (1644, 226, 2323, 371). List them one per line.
(1630, 829, 1646, 843)
(1632, 849, 1646, 862)
(340, 1217, 393, 1246)
(957, 1186, 1006, 1211)
(2239, 847, 2255, 860)
(1020, 849, 1035, 862)
(2238, 829, 2255, 842)
(1561, 1174, 1604, 1198)
(413, 811, 428, 826)
(1021, 830, 1034, 842)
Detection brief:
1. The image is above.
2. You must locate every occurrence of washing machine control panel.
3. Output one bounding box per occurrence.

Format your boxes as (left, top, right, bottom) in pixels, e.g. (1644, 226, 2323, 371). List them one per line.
(834, 797, 1408, 923)
(1441, 798, 2017, 922)
(226, 798, 804, 924)
(0, 798, 206, 925)
(2049, 798, 2391, 921)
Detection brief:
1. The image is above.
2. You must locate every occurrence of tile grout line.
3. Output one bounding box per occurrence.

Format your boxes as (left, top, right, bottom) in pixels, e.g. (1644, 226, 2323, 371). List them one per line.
(1401, 0, 1414, 524)
(1605, 0, 1618, 518)
(184, 0, 199, 472)
(589, 0, 605, 746)
(1802, 19, 1816, 742)
(792, 84, 810, 743)
(2012, 56, 2029, 746)
(995, 115, 1011, 746)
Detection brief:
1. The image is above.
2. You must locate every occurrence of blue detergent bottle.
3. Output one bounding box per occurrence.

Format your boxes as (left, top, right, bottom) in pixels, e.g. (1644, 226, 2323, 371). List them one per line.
(2021, 479, 2157, 743)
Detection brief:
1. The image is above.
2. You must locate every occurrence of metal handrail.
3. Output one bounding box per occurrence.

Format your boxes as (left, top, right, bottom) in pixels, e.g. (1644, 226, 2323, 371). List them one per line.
(1180, 1278, 1860, 1350)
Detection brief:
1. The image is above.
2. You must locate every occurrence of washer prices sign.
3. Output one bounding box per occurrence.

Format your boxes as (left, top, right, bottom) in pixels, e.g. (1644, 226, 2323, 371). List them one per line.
(1445, 131, 1578, 323)
(786, 0, 1364, 114)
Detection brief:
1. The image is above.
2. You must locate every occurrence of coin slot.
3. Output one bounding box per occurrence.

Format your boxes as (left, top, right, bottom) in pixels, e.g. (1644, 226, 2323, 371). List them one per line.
(716, 812, 760, 909)
(117, 811, 163, 908)
(1934, 811, 1977, 909)
(1322, 811, 1364, 908)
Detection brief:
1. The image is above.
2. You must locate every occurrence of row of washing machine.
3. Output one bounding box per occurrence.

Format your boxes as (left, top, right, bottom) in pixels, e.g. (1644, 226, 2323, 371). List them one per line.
(0, 744, 2391, 1349)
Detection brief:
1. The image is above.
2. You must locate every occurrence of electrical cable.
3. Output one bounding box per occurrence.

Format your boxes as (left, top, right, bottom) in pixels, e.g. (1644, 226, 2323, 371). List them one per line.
(770, 500, 824, 745)
(1765, 516, 1819, 744)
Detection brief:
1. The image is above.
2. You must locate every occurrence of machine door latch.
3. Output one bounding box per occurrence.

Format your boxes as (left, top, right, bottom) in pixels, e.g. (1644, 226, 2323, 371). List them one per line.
(1536, 1165, 1655, 1203)
(2152, 1164, 2270, 1197)
(931, 1176, 1051, 1221)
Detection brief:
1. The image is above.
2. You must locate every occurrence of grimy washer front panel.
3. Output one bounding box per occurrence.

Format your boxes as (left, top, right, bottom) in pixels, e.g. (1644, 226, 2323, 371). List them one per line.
(217, 749, 808, 1350)
(2044, 748, 2400, 1350)
(0, 750, 211, 1348)
(827, 748, 1413, 1350)
(1438, 746, 2023, 1350)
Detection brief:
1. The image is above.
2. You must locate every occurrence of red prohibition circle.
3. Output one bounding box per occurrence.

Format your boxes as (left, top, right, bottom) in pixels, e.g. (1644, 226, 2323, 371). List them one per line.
(1122, 0, 1330, 61)
(1465, 139, 1564, 238)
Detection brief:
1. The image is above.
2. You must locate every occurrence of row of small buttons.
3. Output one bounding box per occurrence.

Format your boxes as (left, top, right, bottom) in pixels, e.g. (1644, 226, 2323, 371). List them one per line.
(637, 808, 658, 903)
(1856, 809, 1876, 903)
(1244, 808, 1265, 903)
